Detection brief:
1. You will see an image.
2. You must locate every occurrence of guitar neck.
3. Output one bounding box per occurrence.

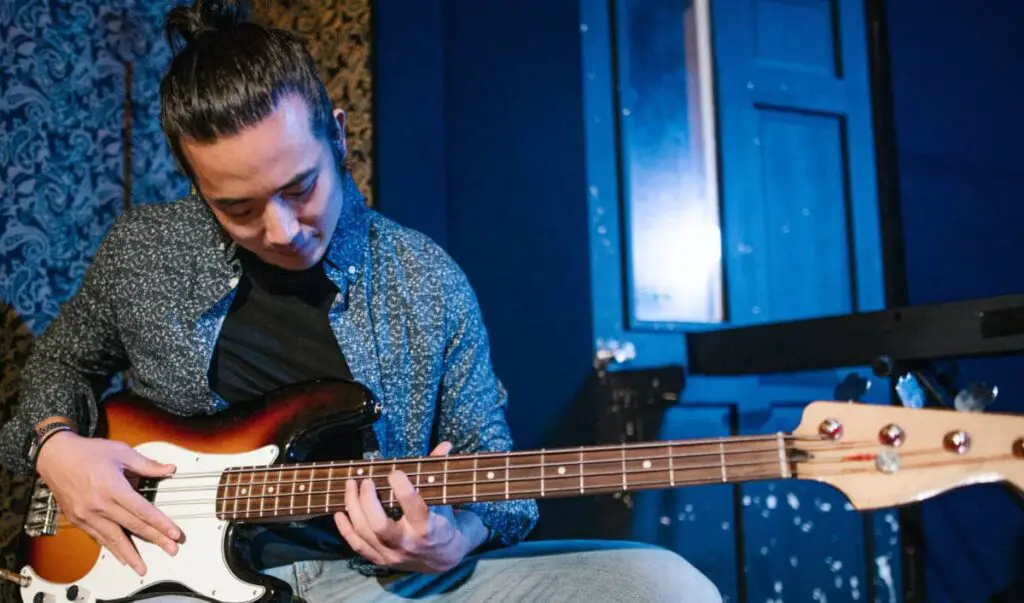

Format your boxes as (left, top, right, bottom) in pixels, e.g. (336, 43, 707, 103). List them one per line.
(215, 434, 799, 522)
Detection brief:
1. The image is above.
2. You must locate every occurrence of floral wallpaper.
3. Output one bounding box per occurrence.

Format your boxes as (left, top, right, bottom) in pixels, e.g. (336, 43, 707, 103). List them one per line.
(0, 0, 372, 596)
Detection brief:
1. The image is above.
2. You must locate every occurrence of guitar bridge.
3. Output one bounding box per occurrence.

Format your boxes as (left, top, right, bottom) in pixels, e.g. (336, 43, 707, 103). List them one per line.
(24, 479, 59, 537)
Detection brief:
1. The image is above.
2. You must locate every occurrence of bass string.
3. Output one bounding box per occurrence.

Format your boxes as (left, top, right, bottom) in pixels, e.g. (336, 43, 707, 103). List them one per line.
(44, 449, 1008, 527)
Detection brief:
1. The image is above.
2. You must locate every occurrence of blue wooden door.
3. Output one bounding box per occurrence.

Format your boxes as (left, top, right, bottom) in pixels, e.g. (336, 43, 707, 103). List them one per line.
(580, 0, 903, 601)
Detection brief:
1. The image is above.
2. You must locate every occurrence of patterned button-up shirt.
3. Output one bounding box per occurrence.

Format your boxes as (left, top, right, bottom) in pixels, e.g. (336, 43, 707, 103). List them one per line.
(0, 172, 539, 549)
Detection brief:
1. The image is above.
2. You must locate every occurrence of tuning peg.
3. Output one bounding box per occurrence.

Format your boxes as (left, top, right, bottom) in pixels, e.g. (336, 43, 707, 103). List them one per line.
(834, 372, 871, 402)
(895, 373, 926, 409)
(953, 382, 998, 412)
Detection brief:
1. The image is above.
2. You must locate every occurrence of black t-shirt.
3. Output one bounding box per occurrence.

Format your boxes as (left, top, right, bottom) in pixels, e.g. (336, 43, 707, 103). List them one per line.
(209, 248, 355, 567)
(209, 248, 353, 404)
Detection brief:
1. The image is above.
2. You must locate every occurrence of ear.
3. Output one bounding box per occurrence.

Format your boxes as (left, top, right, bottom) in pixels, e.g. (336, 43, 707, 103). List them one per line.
(332, 108, 347, 156)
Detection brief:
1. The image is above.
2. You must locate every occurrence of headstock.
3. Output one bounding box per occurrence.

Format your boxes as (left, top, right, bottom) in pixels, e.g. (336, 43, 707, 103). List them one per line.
(792, 402, 1024, 511)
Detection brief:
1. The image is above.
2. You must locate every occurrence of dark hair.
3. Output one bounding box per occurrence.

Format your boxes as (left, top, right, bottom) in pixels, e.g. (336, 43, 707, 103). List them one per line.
(160, 0, 340, 181)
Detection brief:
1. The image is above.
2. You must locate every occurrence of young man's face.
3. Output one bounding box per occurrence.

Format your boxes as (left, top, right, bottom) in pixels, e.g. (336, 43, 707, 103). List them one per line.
(181, 95, 346, 271)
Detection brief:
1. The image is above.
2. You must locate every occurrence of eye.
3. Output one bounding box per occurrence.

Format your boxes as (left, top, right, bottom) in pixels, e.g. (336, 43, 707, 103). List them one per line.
(227, 206, 254, 219)
(284, 177, 317, 201)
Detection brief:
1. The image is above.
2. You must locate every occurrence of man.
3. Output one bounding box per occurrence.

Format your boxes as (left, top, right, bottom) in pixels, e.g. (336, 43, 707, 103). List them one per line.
(0, 1, 722, 601)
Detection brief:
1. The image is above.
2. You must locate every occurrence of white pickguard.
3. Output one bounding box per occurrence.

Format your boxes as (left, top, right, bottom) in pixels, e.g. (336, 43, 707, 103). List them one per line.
(21, 442, 280, 603)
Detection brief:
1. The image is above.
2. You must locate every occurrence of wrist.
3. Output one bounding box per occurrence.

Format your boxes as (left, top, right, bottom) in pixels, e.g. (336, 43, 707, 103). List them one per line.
(32, 426, 77, 474)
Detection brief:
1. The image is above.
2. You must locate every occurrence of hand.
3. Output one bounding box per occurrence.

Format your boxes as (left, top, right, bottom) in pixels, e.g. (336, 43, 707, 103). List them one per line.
(334, 441, 488, 574)
(35, 431, 182, 576)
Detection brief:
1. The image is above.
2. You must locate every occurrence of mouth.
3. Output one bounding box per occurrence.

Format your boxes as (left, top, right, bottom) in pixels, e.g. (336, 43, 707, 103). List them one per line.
(278, 237, 315, 257)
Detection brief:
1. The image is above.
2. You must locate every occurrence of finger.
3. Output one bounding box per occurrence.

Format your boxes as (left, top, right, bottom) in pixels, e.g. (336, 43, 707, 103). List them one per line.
(94, 517, 147, 576)
(113, 480, 182, 544)
(120, 447, 177, 479)
(103, 501, 179, 556)
(359, 478, 404, 548)
(389, 470, 430, 527)
(429, 441, 453, 457)
(78, 522, 127, 567)
(344, 479, 390, 558)
(334, 511, 386, 565)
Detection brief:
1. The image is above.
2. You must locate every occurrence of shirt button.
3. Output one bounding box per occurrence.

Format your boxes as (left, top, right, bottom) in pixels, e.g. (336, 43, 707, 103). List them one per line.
(335, 292, 343, 304)
(348, 265, 356, 275)
(229, 276, 240, 289)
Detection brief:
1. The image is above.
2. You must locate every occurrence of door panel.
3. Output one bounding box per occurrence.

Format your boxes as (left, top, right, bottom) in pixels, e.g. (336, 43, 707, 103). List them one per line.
(580, 0, 900, 599)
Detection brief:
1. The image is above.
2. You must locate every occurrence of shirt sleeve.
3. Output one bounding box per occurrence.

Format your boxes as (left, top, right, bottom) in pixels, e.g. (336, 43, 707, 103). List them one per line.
(433, 260, 539, 547)
(0, 215, 131, 476)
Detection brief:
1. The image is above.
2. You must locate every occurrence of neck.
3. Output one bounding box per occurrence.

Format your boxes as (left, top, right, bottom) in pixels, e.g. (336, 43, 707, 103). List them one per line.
(215, 434, 798, 523)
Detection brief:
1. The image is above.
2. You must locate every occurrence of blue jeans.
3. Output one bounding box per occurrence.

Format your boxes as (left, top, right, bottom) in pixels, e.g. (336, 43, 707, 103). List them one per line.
(153, 540, 721, 602)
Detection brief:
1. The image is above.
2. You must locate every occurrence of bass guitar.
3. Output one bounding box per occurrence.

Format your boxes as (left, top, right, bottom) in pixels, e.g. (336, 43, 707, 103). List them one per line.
(11, 379, 1024, 602)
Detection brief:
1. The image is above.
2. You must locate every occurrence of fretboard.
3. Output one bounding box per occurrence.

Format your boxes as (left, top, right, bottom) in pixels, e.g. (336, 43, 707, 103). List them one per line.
(214, 434, 796, 522)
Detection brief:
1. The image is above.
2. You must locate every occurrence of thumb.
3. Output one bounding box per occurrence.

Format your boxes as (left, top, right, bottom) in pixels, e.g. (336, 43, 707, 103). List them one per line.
(429, 441, 453, 457)
(121, 448, 176, 477)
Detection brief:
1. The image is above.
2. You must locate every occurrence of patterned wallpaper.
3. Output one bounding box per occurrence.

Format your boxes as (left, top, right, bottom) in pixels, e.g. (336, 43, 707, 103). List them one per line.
(0, 0, 372, 594)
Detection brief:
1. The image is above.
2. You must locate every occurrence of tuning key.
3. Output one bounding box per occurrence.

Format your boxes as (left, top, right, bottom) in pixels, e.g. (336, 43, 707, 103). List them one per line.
(943, 431, 971, 454)
(879, 423, 906, 447)
(819, 419, 843, 440)
(954, 382, 998, 412)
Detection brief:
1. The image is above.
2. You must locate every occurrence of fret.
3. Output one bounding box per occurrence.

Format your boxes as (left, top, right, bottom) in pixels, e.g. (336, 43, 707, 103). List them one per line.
(505, 455, 510, 500)
(442, 458, 449, 504)
(230, 470, 240, 519)
(578, 448, 584, 494)
(777, 433, 790, 478)
(306, 461, 315, 513)
(244, 470, 254, 518)
(415, 461, 422, 491)
(540, 450, 545, 498)
(217, 471, 228, 519)
(389, 461, 397, 509)
(621, 446, 627, 491)
(472, 453, 479, 502)
(258, 469, 267, 518)
(668, 445, 675, 487)
(289, 467, 297, 514)
(272, 468, 281, 516)
(326, 465, 334, 513)
(719, 441, 727, 483)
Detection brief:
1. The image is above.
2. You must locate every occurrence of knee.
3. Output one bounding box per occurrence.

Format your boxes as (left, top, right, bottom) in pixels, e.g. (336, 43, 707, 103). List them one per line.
(607, 543, 723, 603)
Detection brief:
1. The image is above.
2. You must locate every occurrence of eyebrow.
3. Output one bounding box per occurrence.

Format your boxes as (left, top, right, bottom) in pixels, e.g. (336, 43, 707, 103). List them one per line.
(210, 167, 319, 207)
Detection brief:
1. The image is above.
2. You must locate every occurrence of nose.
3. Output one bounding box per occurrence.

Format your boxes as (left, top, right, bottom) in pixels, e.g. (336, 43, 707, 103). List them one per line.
(264, 198, 300, 248)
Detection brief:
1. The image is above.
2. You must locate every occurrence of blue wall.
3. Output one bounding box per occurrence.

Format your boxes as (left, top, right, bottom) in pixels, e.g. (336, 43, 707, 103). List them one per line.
(374, 0, 596, 482)
(887, 0, 1024, 599)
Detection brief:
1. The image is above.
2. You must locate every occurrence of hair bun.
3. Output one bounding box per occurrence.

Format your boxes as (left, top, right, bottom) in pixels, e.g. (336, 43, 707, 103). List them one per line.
(165, 0, 253, 51)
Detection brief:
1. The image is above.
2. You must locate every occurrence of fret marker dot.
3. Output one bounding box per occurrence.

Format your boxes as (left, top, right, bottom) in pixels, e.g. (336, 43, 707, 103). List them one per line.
(357, 469, 364, 476)
(486, 471, 495, 480)
(240, 488, 248, 494)
(557, 466, 566, 475)
(267, 487, 275, 493)
(642, 460, 652, 469)
(427, 476, 435, 484)
(299, 485, 306, 491)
